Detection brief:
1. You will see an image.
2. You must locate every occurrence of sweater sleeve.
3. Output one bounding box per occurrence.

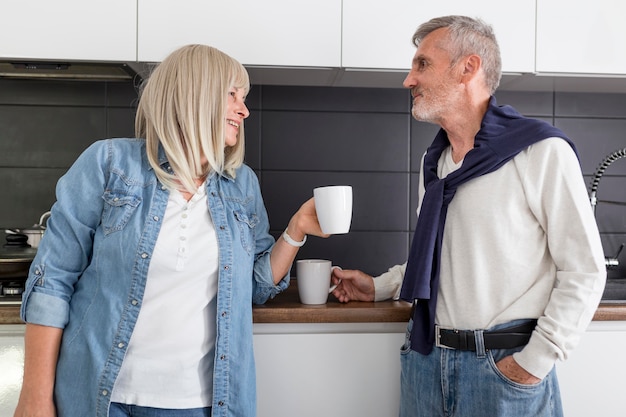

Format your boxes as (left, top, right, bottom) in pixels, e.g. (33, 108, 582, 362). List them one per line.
(512, 138, 606, 379)
(373, 263, 407, 301)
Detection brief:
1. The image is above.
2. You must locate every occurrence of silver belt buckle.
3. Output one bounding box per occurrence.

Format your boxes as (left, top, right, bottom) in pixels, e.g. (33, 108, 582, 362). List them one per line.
(435, 325, 454, 349)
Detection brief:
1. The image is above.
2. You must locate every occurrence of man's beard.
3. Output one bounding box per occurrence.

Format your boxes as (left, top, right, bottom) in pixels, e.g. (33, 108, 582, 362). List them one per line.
(410, 82, 456, 124)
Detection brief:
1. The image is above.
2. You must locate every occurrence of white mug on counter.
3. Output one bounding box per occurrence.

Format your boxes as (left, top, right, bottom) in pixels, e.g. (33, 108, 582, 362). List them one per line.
(296, 259, 341, 305)
(313, 185, 352, 235)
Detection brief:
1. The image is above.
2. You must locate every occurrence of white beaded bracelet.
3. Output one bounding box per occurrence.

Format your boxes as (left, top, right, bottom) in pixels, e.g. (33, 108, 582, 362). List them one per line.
(282, 228, 307, 247)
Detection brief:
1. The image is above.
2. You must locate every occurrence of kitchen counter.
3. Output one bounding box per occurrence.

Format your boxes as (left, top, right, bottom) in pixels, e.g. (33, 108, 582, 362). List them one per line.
(2, 282, 626, 325)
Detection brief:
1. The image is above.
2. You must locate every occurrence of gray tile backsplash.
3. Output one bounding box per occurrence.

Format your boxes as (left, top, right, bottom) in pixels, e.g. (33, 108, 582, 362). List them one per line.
(261, 111, 410, 172)
(1, 79, 625, 278)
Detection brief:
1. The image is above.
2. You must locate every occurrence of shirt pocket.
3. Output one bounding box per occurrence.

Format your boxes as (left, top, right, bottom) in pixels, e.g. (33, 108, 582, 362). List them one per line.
(101, 190, 141, 235)
(233, 209, 259, 255)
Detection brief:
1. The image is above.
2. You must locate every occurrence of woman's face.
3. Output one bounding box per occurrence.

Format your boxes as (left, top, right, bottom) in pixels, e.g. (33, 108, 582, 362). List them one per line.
(225, 87, 250, 147)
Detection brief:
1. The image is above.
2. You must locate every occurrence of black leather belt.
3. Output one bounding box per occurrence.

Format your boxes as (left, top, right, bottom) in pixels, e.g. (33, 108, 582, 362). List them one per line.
(435, 320, 537, 351)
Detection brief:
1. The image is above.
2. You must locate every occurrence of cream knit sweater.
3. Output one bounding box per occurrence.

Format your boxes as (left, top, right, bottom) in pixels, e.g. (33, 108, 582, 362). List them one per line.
(374, 137, 606, 379)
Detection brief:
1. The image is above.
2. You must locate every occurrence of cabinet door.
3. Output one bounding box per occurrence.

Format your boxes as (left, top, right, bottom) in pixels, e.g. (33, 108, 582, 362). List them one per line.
(254, 324, 405, 417)
(556, 321, 626, 417)
(0, 325, 25, 417)
(536, 0, 626, 74)
(0, 0, 136, 62)
(342, 0, 535, 74)
(138, 0, 342, 67)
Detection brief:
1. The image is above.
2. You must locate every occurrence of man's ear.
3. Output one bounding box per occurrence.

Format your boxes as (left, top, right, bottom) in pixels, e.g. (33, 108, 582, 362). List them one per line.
(462, 54, 481, 77)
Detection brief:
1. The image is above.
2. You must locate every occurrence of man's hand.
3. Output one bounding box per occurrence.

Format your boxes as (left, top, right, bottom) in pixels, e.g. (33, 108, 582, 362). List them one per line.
(496, 355, 541, 385)
(330, 268, 375, 303)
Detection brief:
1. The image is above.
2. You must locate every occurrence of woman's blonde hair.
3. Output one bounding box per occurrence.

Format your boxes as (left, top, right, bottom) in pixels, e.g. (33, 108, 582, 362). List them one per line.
(135, 44, 250, 193)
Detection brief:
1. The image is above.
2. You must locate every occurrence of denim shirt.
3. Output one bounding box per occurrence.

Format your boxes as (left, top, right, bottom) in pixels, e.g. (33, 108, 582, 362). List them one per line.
(21, 138, 288, 417)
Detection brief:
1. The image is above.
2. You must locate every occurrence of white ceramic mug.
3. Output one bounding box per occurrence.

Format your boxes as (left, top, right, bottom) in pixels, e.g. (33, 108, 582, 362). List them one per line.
(313, 185, 353, 234)
(296, 259, 340, 305)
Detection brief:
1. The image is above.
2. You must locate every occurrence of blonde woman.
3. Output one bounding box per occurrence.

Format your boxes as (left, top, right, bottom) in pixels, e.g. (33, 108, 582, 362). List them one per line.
(14, 44, 325, 417)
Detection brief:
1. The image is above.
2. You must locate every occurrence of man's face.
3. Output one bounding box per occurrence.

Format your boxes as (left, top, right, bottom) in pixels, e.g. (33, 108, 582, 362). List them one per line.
(403, 28, 463, 124)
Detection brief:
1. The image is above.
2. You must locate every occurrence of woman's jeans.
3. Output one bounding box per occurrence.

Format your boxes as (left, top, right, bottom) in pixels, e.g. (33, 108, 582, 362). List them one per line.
(108, 403, 212, 417)
(399, 320, 563, 417)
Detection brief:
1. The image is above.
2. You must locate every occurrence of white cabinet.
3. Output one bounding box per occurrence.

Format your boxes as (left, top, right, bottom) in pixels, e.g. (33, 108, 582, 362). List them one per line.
(536, 0, 626, 75)
(556, 321, 626, 416)
(0, 325, 25, 416)
(137, 0, 342, 67)
(342, 0, 535, 74)
(254, 322, 405, 417)
(0, 0, 136, 62)
(254, 320, 626, 417)
(3, 321, 625, 416)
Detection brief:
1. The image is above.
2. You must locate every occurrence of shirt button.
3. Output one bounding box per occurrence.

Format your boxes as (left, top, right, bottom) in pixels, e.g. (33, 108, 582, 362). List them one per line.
(223, 265, 230, 270)
(221, 311, 227, 317)
(211, 192, 217, 197)
(131, 300, 139, 306)
(118, 342, 125, 349)
(113, 197, 119, 202)
(218, 401, 224, 407)
(153, 216, 159, 221)
(219, 225, 225, 230)
(220, 354, 226, 360)
(141, 253, 149, 259)
(102, 390, 109, 396)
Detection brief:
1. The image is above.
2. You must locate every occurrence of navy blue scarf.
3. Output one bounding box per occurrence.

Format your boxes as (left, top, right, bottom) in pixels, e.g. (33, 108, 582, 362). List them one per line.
(400, 96, 577, 354)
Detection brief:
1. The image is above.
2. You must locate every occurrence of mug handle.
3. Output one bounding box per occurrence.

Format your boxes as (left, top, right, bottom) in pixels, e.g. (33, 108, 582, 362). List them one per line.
(328, 266, 342, 293)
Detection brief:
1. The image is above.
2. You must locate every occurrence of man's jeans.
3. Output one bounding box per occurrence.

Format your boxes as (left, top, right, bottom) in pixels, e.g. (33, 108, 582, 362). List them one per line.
(399, 320, 563, 417)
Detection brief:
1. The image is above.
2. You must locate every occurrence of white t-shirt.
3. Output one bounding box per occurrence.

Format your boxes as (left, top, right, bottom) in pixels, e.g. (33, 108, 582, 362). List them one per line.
(111, 184, 219, 408)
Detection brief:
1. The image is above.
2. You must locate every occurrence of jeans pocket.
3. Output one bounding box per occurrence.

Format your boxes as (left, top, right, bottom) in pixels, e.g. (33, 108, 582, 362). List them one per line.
(487, 349, 542, 389)
(400, 319, 413, 354)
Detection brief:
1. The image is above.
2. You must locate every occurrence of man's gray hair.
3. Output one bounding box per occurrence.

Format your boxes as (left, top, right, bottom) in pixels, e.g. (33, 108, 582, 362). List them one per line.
(413, 15, 502, 94)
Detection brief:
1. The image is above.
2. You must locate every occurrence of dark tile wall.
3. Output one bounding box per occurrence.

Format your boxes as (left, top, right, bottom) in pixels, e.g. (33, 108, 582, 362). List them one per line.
(1, 79, 625, 278)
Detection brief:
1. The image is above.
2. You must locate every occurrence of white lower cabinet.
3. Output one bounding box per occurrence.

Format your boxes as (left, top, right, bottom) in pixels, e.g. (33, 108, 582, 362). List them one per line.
(2, 321, 624, 416)
(254, 322, 406, 417)
(0, 325, 25, 417)
(255, 321, 626, 417)
(556, 320, 626, 417)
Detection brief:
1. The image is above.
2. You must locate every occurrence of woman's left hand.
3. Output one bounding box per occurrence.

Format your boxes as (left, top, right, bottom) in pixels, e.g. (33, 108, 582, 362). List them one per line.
(270, 197, 329, 284)
(286, 197, 329, 240)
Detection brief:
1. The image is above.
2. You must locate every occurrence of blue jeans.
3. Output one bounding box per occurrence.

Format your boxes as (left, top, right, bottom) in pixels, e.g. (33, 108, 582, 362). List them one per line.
(399, 320, 563, 417)
(108, 403, 212, 417)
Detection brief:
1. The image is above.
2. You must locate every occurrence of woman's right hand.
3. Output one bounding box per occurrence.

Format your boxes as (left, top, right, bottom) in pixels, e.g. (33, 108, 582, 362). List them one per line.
(13, 393, 56, 417)
(13, 324, 62, 417)
(330, 268, 375, 303)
